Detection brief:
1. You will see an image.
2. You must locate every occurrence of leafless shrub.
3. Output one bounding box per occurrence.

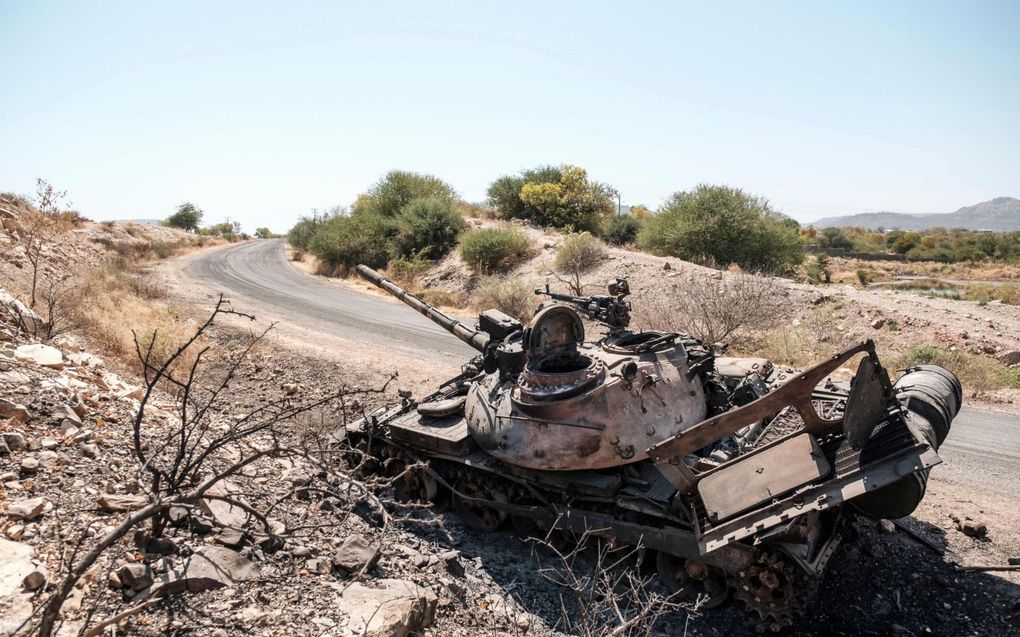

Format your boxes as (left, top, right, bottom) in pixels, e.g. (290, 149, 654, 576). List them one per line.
(32, 298, 398, 636)
(638, 271, 791, 345)
(473, 274, 538, 321)
(551, 233, 607, 295)
(529, 528, 699, 637)
(19, 179, 75, 308)
(36, 274, 86, 340)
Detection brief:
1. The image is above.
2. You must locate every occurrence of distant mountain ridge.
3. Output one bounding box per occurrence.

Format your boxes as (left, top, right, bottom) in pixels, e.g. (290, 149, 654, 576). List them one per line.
(810, 197, 1020, 231)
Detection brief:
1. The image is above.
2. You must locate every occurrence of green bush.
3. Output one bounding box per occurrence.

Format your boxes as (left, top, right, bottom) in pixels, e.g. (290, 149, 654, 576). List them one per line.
(638, 184, 804, 274)
(309, 214, 393, 275)
(386, 255, 433, 287)
(288, 207, 344, 250)
(354, 170, 458, 219)
(459, 226, 534, 274)
(486, 164, 615, 233)
(603, 215, 642, 245)
(555, 232, 607, 273)
(164, 202, 203, 232)
(472, 275, 536, 321)
(391, 196, 466, 259)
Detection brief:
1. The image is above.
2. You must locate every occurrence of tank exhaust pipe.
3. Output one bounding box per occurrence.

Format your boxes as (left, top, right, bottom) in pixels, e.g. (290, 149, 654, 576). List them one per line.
(356, 264, 490, 352)
(852, 365, 962, 519)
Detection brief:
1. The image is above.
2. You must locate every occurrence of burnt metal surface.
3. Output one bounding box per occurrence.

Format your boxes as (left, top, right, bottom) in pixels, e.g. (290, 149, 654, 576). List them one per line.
(697, 434, 830, 523)
(843, 354, 896, 449)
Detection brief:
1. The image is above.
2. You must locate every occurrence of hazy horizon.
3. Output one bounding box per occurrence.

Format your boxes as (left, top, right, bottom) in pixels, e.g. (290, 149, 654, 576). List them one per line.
(2, 1, 1017, 233)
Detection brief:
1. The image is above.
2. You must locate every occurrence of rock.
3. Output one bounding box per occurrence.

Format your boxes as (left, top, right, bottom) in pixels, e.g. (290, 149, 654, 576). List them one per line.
(333, 536, 382, 574)
(14, 343, 64, 368)
(7, 497, 46, 521)
(0, 399, 29, 424)
(116, 563, 154, 592)
(198, 479, 251, 529)
(879, 519, 896, 534)
(79, 443, 99, 459)
(291, 545, 313, 558)
(996, 350, 1020, 366)
(19, 457, 39, 474)
(306, 557, 333, 574)
(662, 262, 671, 271)
(239, 606, 268, 626)
(214, 528, 247, 549)
(958, 518, 988, 538)
(146, 546, 258, 597)
(340, 578, 438, 637)
(5, 525, 26, 541)
(23, 567, 47, 591)
(441, 550, 465, 578)
(97, 494, 148, 512)
(58, 405, 82, 425)
(0, 539, 36, 635)
(133, 530, 177, 555)
(281, 382, 300, 395)
(2, 432, 26, 451)
(40, 436, 59, 450)
(871, 318, 886, 329)
(57, 421, 80, 438)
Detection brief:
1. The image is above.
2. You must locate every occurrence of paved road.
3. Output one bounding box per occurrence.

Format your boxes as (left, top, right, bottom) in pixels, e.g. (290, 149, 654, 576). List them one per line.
(181, 239, 1017, 484)
(182, 238, 476, 362)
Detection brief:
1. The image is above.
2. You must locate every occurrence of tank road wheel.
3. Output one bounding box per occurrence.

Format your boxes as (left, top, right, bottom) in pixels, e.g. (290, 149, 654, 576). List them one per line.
(453, 478, 508, 533)
(733, 550, 800, 632)
(656, 552, 695, 600)
(389, 461, 439, 504)
(657, 554, 729, 608)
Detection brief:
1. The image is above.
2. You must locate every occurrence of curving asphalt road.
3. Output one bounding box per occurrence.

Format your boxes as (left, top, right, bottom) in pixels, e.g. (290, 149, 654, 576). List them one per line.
(182, 238, 476, 362)
(180, 239, 1017, 488)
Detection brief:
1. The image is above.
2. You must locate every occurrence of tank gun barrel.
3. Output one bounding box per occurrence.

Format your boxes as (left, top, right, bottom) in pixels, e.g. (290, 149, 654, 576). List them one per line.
(356, 265, 490, 352)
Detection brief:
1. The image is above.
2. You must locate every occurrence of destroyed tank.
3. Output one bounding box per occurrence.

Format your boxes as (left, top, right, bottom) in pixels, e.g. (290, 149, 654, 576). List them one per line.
(350, 265, 961, 631)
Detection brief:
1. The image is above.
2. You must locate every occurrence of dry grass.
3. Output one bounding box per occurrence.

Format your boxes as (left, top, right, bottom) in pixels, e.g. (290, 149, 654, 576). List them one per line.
(893, 345, 1020, 394)
(471, 275, 538, 322)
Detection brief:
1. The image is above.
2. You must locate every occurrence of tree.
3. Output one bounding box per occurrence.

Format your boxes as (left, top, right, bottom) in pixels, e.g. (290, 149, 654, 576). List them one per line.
(638, 184, 804, 274)
(391, 196, 466, 259)
(22, 179, 74, 308)
(486, 165, 563, 220)
(254, 227, 273, 239)
(352, 170, 458, 219)
(489, 164, 616, 233)
(164, 202, 203, 232)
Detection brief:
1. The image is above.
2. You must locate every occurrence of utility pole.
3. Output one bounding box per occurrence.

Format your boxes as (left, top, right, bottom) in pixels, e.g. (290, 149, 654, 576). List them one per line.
(617, 192, 622, 216)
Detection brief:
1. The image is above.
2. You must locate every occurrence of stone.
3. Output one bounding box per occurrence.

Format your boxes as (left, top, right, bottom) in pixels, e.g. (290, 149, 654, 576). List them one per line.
(441, 550, 465, 578)
(14, 343, 64, 368)
(0, 539, 36, 635)
(879, 519, 896, 534)
(57, 421, 80, 437)
(146, 546, 258, 597)
(40, 436, 59, 450)
(7, 497, 46, 521)
(214, 528, 247, 549)
(198, 479, 251, 529)
(5, 525, 26, 541)
(133, 530, 177, 555)
(996, 350, 1020, 366)
(23, 567, 47, 591)
(19, 456, 39, 473)
(2, 432, 26, 451)
(306, 557, 333, 574)
(79, 443, 100, 459)
(282, 382, 300, 395)
(333, 536, 382, 574)
(340, 579, 438, 637)
(115, 563, 154, 592)
(958, 518, 988, 538)
(0, 399, 29, 424)
(871, 318, 886, 329)
(97, 494, 148, 512)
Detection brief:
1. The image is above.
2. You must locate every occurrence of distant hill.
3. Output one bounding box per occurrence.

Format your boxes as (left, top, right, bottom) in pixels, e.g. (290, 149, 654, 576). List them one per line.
(810, 197, 1020, 231)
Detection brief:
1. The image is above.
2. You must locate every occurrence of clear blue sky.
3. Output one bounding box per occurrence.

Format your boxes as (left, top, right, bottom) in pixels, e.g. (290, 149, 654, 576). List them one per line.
(1, 1, 1017, 232)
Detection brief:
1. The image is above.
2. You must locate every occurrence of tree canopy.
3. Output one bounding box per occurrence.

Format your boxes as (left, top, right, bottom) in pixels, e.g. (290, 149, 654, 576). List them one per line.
(164, 202, 203, 232)
(638, 184, 804, 273)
